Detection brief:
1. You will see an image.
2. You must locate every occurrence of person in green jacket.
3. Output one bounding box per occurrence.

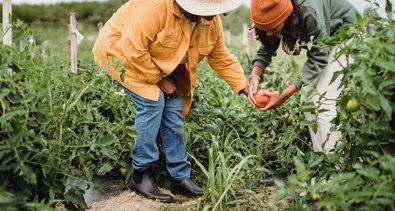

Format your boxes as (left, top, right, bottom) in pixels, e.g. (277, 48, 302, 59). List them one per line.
(248, 0, 358, 152)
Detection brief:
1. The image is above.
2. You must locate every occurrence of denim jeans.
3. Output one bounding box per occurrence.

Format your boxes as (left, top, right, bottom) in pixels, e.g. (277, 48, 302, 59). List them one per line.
(124, 88, 191, 180)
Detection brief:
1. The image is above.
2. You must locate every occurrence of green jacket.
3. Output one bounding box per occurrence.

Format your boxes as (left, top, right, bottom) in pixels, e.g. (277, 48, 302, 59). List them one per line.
(252, 0, 358, 89)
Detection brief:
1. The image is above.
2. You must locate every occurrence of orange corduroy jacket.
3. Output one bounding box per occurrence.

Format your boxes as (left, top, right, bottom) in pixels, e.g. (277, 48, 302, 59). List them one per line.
(92, 0, 247, 117)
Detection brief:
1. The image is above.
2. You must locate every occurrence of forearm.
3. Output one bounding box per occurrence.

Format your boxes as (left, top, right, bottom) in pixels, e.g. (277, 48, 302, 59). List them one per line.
(251, 66, 264, 77)
(281, 84, 298, 100)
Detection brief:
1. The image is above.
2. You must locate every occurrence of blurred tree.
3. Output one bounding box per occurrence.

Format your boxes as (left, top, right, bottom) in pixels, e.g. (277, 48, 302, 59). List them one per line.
(221, 5, 251, 35)
(1, 0, 250, 35)
(88, 0, 127, 25)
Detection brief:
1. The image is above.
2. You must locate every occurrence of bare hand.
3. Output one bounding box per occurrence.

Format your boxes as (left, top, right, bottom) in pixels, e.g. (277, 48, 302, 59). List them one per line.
(157, 78, 179, 97)
(259, 89, 287, 111)
(247, 76, 260, 107)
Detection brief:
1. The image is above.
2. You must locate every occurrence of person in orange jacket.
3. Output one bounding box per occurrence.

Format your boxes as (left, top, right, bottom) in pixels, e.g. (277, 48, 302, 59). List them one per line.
(92, 0, 248, 202)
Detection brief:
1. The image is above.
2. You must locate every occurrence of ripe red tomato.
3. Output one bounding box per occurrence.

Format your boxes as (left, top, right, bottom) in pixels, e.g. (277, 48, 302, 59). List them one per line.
(253, 90, 270, 108)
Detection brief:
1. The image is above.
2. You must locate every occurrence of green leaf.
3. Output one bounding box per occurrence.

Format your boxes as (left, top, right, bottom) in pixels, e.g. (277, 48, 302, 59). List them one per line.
(356, 12, 364, 24)
(0, 109, 25, 124)
(380, 96, 392, 119)
(307, 155, 323, 168)
(385, 44, 395, 54)
(364, 95, 381, 111)
(100, 148, 118, 160)
(376, 59, 395, 72)
(125, 126, 138, 138)
(97, 163, 113, 175)
(0, 89, 11, 99)
(64, 186, 87, 210)
(385, 0, 393, 16)
(293, 157, 305, 174)
(18, 165, 37, 185)
(329, 70, 342, 85)
(98, 136, 118, 147)
(316, 197, 342, 207)
(357, 167, 380, 180)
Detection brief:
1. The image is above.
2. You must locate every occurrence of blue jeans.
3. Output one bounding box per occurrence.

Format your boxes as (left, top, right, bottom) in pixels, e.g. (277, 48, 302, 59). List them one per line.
(125, 88, 191, 180)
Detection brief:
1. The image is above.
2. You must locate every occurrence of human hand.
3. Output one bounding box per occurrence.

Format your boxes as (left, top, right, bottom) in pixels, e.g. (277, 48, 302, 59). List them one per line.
(253, 89, 271, 108)
(259, 84, 297, 111)
(247, 75, 260, 107)
(259, 89, 287, 111)
(157, 78, 179, 98)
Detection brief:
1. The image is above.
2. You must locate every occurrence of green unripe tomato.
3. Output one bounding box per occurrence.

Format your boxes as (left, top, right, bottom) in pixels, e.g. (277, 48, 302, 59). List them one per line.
(346, 99, 360, 112)
(311, 192, 320, 200)
(120, 167, 128, 177)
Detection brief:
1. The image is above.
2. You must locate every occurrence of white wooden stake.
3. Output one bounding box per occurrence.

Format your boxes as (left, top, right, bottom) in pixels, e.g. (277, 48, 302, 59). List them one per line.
(2, 0, 12, 47)
(19, 39, 26, 52)
(242, 23, 250, 55)
(69, 12, 78, 73)
(97, 22, 103, 32)
(225, 30, 231, 45)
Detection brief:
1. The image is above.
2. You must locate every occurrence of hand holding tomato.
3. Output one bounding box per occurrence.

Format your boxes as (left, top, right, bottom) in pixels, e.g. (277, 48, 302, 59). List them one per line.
(247, 77, 261, 107)
(253, 89, 271, 108)
(258, 89, 286, 111)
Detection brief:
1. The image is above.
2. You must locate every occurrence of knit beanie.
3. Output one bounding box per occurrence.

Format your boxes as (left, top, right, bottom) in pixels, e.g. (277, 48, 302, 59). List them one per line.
(251, 0, 293, 31)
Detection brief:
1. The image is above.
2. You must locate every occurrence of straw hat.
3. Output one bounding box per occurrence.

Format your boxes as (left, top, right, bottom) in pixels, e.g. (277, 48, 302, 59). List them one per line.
(175, 0, 243, 16)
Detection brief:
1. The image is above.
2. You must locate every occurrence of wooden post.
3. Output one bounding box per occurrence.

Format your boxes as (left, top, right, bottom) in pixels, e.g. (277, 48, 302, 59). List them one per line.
(242, 23, 250, 55)
(2, 0, 12, 46)
(19, 39, 26, 52)
(225, 30, 231, 45)
(97, 22, 103, 32)
(28, 35, 35, 59)
(69, 12, 78, 73)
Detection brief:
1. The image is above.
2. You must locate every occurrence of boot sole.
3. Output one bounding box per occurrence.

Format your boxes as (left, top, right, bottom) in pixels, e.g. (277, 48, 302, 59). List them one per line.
(170, 189, 203, 198)
(130, 185, 174, 203)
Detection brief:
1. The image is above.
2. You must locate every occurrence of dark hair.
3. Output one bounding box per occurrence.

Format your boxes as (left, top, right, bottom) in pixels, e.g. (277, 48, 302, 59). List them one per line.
(255, 0, 305, 55)
(175, 1, 200, 23)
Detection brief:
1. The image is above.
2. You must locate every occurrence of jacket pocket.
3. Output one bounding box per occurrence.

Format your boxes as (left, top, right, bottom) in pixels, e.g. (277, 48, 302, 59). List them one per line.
(157, 33, 179, 48)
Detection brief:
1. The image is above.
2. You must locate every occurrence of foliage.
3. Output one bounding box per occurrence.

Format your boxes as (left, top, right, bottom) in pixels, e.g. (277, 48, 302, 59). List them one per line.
(1, 1, 394, 210)
(0, 0, 251, 35)
(0, 27, 135, 210)
(221, 5, 251, 35)
(0, 1, 126, 28)
(271, 3, 395, 211)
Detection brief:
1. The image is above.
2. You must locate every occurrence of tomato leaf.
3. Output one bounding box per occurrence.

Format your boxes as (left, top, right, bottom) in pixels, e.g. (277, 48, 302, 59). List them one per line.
(380, 96, 392, 119)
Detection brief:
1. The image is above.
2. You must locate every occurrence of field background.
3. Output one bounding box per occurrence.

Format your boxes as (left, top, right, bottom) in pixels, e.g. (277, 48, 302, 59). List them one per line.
(1, 1, 394, 210)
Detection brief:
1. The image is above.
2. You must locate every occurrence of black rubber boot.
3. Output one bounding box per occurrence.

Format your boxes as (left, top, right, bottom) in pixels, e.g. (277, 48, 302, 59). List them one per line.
(130, 168, 174, 203)
(170, 178, 203, 198)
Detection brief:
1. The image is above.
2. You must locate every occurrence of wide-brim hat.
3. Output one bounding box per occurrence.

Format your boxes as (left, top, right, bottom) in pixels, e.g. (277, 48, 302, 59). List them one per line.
(175, 0, 243, 16)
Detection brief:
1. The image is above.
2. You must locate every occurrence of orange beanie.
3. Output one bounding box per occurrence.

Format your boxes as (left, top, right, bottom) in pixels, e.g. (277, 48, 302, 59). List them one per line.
(251, 0, 293, 31)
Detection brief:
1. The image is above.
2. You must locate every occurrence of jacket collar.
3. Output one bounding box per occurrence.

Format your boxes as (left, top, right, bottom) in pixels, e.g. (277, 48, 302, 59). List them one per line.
(172, 0, 183, 18)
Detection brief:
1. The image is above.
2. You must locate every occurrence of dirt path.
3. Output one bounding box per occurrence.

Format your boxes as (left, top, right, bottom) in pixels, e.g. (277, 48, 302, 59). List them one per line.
(87, 188, 199, 211)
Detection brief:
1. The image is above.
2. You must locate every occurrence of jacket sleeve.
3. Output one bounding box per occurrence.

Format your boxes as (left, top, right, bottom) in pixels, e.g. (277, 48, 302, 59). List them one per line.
(120, 1, 164, 84)
(294, 9, 329, 89)
(206, 17, 247, 93)
(251, 35, 281, 70)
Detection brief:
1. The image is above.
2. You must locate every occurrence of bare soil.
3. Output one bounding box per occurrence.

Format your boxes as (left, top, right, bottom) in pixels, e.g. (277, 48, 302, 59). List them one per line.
(87, 188, 199, 211)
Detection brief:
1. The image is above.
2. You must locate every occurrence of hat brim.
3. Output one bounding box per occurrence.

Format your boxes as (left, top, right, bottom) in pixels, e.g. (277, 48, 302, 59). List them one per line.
(175, 0, 242, 16)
